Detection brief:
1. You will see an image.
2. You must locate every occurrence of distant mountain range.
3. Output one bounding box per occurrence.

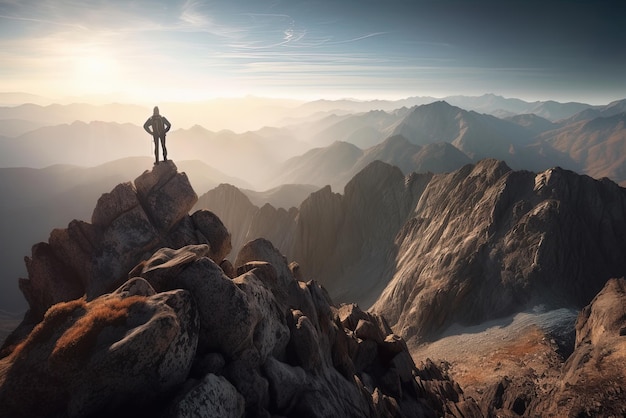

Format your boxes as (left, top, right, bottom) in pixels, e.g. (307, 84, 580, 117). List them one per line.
(2, 95, 625, 192)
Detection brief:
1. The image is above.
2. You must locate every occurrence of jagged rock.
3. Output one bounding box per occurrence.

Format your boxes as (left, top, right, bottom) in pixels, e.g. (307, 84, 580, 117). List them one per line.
(9, 162, 208, 339)
(191, 210, 232, 262)
(233, 270, 291, 361)
(0, 277, 199, 418)
(134, 162, 197, 232)
(288, 309, 323, 372)
(235, 238, 294, 292)
(91, 181, 139, 228)
(129, 244, 211, 291)
(143, 252, 255, 357)
(263, 356, 307, 410)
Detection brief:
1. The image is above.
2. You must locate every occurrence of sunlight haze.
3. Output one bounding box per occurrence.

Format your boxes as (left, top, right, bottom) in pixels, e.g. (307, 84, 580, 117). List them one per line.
(1, 0, 624, 104)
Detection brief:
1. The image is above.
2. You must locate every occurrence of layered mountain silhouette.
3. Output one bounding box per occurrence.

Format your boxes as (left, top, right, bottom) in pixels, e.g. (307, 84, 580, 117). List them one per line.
(2, 96, 626, 191)
(270, 135, 471, 191)
(538, 112, 626, 184)
(0, 162, 479, 417)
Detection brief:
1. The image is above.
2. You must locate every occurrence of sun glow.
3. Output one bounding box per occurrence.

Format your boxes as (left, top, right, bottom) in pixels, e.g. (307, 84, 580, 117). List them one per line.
(71, 46, 121, 95)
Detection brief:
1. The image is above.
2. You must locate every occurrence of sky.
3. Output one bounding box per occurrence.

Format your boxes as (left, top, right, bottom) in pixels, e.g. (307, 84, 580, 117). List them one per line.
(0, 0, 624, 104)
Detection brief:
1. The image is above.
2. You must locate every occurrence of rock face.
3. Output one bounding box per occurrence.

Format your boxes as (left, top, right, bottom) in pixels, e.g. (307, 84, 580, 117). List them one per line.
(197, 161, 433, 308)
(372, 159, 626, 343)
(194, 184, 297, 263)
(536, 277, 626, 417)
(0, 163, 477, 418)
(473, 278, 626, 417)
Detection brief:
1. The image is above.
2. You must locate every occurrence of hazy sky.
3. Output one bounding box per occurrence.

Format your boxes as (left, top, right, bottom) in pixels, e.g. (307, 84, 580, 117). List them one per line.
(0, 0, 624, 104)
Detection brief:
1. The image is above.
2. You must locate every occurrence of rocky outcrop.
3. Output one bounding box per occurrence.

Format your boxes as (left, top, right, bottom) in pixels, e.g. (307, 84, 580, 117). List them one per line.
(473, 278, 626, 417)
(534, 277, 626, 417)
(3, 161, 230, 355)
(0, 163, 478, 418)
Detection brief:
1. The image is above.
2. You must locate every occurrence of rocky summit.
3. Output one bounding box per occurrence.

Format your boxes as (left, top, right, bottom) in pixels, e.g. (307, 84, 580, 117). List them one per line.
(0, 161, 479, 418)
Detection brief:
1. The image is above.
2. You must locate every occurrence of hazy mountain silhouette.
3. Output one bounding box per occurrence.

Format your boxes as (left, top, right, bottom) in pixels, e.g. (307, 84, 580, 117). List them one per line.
(0, 92, 53, 106)
(539, 112, 626, 186)
(268, 134, 473, 191)
(2, 94, 623, 191)
(240, 184, 320, 209)
(271, 141, 364, 190)
(391, 101, 534, 160)
(288, 93, 596, 122)
(304, 109, 404, 148)
(0, 102, 148, 125)
(0, 121, 147, 167)
(167, 125, 308, 186)
(0, 119, 47, 137)
(504, 113, 559, 134)
(559, 98, 626, 125)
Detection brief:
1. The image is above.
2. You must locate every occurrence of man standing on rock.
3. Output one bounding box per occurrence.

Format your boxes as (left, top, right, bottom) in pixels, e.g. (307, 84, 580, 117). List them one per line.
(143, 106, 171, 165)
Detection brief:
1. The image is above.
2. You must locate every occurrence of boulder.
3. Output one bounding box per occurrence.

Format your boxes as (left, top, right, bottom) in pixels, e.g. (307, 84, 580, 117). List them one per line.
(167, 374, 245, 418)
(0, 277, 199, 418)
(91, 181, 139, 228)
(191, 210, 232, 262)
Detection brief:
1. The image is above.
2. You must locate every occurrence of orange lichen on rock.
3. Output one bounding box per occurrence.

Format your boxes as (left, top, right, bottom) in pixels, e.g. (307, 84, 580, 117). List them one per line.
(51, 295, 147, 362)
(10, 298, 87, 360)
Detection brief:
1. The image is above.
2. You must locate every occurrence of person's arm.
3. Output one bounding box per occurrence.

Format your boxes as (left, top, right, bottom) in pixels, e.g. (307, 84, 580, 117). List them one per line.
(143, 117, 154, 135)
(163, 117, 171, 133)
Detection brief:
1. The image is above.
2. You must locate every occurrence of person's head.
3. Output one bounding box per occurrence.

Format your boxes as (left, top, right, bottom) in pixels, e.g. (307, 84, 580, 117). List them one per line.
(153, 106, 160, 115)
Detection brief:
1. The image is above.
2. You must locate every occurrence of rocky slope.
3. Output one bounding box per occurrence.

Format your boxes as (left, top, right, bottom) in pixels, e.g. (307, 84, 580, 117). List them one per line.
(0, 161, 477, 418)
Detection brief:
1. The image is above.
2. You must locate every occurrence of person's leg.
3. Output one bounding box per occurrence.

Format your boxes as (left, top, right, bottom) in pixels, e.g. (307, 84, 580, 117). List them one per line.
(153, 136, 160, 164)
(161, 136, 167, 161)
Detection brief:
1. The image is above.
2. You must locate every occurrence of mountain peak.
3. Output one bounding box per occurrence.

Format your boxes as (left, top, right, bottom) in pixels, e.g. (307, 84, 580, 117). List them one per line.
(372, 159, 626, 343)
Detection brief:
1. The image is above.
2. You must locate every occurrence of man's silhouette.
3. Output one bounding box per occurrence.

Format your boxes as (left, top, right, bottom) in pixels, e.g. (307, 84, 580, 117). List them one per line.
(143, 106, 171, 165)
